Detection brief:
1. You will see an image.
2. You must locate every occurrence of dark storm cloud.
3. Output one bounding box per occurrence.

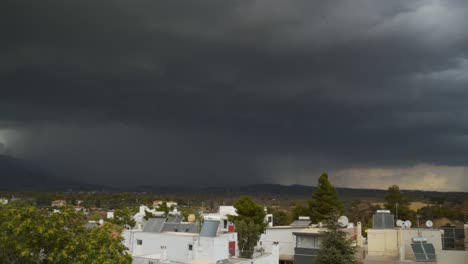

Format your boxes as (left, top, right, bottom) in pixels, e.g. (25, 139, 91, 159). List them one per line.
(1, 0, 468, 190)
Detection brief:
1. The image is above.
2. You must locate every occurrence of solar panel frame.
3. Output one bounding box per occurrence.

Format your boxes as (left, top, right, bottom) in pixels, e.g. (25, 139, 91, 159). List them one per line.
(411, 242, 437, 262)
(422, 243, 436, 262)
(411, 243, 426, 261)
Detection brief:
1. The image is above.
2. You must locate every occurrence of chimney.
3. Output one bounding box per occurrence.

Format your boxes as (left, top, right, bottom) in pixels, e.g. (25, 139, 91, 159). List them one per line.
(356, 222, 363, 247)
(161, 246, 167, 261)
(271, 242, 279, 263)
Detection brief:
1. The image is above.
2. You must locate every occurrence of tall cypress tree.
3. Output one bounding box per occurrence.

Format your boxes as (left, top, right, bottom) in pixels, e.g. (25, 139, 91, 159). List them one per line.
(315, 219, 361, 264)
(309, 172, 344, 222)
(228, 196, 266, 258)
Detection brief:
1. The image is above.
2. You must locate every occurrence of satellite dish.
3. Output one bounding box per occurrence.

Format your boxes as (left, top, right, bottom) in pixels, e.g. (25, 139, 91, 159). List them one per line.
(187, 214, 196, 222)
(404, 220, 412, 228)
(98, 219, 104, 225)
(426, 220, 433, 228)
(396, 220, 404, 227)
(338, 216, 349, 227)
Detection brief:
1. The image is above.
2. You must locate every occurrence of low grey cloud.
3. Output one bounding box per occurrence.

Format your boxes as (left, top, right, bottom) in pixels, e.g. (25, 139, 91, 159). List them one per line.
(1, 0, 468, 190)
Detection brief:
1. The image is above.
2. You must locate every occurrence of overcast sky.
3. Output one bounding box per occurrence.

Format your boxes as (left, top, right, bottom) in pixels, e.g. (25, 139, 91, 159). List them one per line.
(1, 0, 468, 191)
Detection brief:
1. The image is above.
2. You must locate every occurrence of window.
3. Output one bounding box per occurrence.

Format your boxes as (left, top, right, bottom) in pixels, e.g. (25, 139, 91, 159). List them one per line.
(223, 220, 228, 229)
(296, 235, 322, 249)
(136, 239, 143, 245)
(188, 244, 193, 251)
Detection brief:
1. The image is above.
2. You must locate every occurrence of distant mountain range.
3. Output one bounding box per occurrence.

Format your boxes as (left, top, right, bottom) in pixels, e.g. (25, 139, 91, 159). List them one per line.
(1, 154, 466, 201)
(134, 184, 468, 201)
(0, 154, 104, 191)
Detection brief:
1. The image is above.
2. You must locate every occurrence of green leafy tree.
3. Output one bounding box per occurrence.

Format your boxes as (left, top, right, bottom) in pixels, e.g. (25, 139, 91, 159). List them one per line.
(234, 220, 262, 258)
(156, 201, 169, 215)
(144, 210, 156, 220)
(292, 203, 310, 220)
(229, 196, 266, 229)
(309, 172, 344, 222)
(181, 208, 200, 221)
(108, 208, 136, 228)
(228, 196, 266, 258)
(384, 185, 414, 221)
(348, 200, 380, 236)
(315, 218, 361, 264)
(268, 208, 292, 226)
(0, 205, 131, 263)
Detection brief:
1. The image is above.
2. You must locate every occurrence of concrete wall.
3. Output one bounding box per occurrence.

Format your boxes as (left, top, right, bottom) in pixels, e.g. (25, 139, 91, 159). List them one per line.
(367, 229, 399, 257)
(400, 229, 443, 260)
(236, 254, 277, 264)
(127, 231, 233, 263)
(237, 244, 279, 264)
(197, 236, 231, 263)
(367, 228, 444, 260)
(259, 227, 305, 257)
(132, 232, 197, 262)
(436, 250, 468, 264)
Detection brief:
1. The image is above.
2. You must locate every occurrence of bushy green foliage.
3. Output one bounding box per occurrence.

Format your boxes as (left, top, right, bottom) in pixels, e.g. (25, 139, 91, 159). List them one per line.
(309, 172, 344, 222)
(180, 207, 200, 221)
(315, 220, 361, 264)
(268, 207, 292, 226)
(384, 185, 414, 221)
(229, 196, 266, 230)
(228, 196, 266, 258)
(418, 205, 464, 221)
(234, 220, 262, 258)
(292, 203, 309, 220)
(108, 208, 136, 227)
(0, 205, 131, 264)
(348, 200, 381, 236)
(156, 201, 169, 215)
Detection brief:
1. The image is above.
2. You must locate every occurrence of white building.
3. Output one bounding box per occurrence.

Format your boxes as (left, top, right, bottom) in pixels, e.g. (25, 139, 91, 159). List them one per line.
(365, 211, 468, 264)
(203, 206, 238, 232)
(203, 206, 273, 232)
(153, 200, 178, 208)
(367, 227, 468, 263)
(258, 217, 363, 264)
(259, 226, 308, 263)
(0, 197, 9, 205)
(133, 205, 172, 230)
(124, 219, 237, 263)
(107, 211, 114, 219)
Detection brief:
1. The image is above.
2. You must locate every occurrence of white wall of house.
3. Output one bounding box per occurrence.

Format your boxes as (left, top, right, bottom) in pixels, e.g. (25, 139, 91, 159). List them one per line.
(124, 231, 236, 263)
(131, 232, 198, 263)
(107, 211, 114, 219)
(237, 243, 279, 264)
(259, 227, 305, 257)
(203, 206, 238, 233)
